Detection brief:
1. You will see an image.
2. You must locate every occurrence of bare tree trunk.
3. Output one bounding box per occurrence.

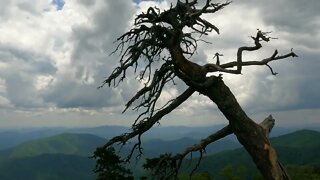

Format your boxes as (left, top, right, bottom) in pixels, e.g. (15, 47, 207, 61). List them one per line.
(95, 1, 298, 179)
(198, 76, 290, 180)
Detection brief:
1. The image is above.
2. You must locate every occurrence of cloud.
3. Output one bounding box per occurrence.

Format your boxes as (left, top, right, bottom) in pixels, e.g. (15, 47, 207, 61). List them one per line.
(0, 0, 139, 110)
(0, 0, 318, 127)
(0, 0, 142, 127)
(241, 0, 320, 33)
(238, 0, 320, 112)
(42, 0, 138, 108)
(0, 44, 57, 108)
(194, 1, 320, 114)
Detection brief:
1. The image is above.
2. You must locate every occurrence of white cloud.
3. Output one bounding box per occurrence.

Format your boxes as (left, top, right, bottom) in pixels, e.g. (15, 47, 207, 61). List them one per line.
(34, 75, 54, 91)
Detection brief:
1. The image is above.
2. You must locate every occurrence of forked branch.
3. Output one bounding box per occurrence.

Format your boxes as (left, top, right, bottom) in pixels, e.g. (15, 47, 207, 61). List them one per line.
(100, 87, 195, 161)
(143, 115, 279, 179)
(96, 1, 297, 179)
(200, 30, 298, 76)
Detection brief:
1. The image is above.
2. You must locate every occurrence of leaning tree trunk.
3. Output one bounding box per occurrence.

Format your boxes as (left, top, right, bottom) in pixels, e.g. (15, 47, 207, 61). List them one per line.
(197, 76, 290, 180)
(95, 1, 298, 179)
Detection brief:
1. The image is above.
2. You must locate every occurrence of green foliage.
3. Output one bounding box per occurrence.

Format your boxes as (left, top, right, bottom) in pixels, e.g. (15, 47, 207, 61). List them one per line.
(8, 133, 105, 158)
(181, 130, 320, 179)
(219, 164, 320, 180)
(0, 130, 318, 179)
(271, 130, 320, 148)
(0, 154, 96, 180)
(253, 164, 320, 180)
(181, 148, 255, 178)
(218, 164, 246, 180)
(143, 153, 178, 179)
(286, 164, 320, 180)
(0, 133, 106, 180)
(93, 147, 133, 180)
(271, 131, 320, 166)
(179, 172, 212, 180)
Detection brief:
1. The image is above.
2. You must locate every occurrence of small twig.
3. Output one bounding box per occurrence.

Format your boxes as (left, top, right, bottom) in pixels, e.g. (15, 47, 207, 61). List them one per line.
(266, 64, 278, 75)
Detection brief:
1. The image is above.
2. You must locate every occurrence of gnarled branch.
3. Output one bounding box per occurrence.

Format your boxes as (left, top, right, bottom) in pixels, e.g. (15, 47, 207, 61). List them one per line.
(100, 87, 195, 161)
(96, 1, 296, 179)
(201, 30, 298, 76)
(144, 115, 280, 179)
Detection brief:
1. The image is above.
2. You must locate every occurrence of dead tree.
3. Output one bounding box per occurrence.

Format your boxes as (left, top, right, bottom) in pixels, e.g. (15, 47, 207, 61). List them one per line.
(94, 1, 298, 179)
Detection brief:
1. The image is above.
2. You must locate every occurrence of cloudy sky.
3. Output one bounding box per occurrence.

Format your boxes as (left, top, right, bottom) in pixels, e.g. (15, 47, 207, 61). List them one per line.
(0, 0, 319, 128)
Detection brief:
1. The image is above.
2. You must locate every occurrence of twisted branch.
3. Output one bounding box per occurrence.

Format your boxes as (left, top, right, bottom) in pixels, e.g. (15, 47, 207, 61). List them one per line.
(100, 87, 195, 161)
(200, 30, 298, 76)
(96, 1, 297, 179)
(144, 115, 278, 179)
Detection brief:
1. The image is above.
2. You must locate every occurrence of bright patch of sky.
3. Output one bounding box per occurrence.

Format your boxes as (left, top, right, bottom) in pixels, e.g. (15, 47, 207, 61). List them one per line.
(52, 0, 65, 10)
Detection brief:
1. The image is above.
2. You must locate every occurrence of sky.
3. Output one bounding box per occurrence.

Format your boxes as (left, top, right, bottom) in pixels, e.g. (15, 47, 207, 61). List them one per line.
(0, 0, 319, 128)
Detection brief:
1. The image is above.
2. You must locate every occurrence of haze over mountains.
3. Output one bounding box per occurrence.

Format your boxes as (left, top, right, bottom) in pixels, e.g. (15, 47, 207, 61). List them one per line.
(0, 134, 100, 180)
(1, 124, 319, 150)
(0, 125, 319, 179)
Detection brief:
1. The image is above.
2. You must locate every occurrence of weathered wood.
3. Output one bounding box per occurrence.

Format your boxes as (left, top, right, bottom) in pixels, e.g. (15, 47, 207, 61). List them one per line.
(96, 1, 297, 179)
(197, 77, 290, 180)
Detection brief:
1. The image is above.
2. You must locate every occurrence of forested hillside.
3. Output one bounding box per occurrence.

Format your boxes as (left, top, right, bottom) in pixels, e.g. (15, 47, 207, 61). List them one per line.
(0, 130, 318, 179)
(182, 130, 320, 179)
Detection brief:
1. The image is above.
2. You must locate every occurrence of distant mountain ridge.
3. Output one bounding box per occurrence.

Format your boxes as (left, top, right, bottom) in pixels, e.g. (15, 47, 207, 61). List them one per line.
(271, 129, 320, 148)
(0, 132, 239, 159)
(2, 124, 319, 150)
(0, 129, 319, 179)
(0, 130, 241, 179)
(0, 154, 96, 180)
(182, 129, 320, 179)
(7, 133, 106, 158)
(0, 133, 106, 180)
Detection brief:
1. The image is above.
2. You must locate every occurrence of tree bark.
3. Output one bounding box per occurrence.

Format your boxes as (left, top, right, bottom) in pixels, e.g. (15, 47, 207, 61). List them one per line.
(96, 1, 297, 179)
(197, 76, 290, 180)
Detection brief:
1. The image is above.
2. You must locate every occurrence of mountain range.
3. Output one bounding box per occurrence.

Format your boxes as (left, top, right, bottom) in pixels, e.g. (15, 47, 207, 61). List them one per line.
(0, 127, 319, 179)
(182, 130, 320, 179)
(1, 124, 319, 150)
